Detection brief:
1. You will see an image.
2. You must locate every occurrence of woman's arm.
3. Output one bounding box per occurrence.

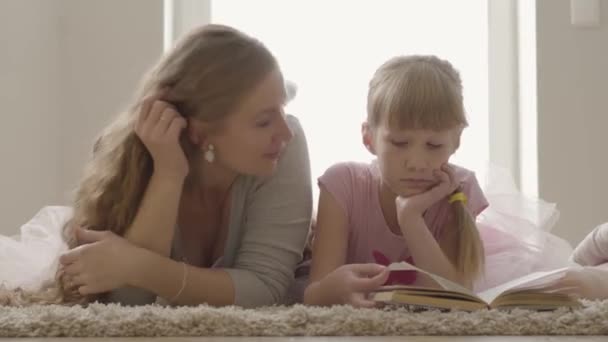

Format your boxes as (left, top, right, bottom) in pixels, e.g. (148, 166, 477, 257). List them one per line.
(122, 97, 189, 256)
(127, 247, 234, 306)
(101, 174, 183, 305)
(123, 172, 183, 256)
(103, 98, 188, 304)
(102, 174, 184, 306)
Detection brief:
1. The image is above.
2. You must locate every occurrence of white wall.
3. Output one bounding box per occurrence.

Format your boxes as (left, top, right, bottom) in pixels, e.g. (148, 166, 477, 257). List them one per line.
(537, 0, 608, 244)
(0, 0, 163, 235)
(0, 0, 63, 235)
(58, 0, 164, 193)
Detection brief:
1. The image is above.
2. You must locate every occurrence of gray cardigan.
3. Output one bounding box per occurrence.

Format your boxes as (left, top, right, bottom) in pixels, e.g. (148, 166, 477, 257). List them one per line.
(107, 115, 313, 307)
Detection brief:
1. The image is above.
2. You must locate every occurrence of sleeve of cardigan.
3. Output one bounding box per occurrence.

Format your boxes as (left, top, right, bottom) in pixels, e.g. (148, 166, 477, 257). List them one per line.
(223, 115, 313, 307)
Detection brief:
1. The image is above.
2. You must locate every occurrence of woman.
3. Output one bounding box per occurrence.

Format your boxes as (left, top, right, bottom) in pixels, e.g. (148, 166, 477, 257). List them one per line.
(1, 24, 312, 308)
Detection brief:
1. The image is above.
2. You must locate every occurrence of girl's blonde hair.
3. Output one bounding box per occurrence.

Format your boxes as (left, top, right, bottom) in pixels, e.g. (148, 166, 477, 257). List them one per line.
(1, 24, 278, 306)
(367, 55, 484, 283)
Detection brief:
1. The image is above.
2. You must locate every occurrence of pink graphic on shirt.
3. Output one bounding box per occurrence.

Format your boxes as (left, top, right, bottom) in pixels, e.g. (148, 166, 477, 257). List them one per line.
(372, 250, 417, 285)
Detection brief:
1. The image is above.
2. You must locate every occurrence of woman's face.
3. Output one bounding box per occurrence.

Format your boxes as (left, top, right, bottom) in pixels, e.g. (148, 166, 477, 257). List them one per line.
(205, 68, 293, 178)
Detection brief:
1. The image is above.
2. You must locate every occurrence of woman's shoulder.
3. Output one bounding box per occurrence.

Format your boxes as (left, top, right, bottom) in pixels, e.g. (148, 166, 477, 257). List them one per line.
(285, 114, 303, 135)
(280, 114, 308, 169)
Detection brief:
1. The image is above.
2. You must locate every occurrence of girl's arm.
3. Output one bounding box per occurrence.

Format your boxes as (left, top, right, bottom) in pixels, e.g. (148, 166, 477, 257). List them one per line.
(400, 215, 470, 288)
(303, 187, 387, 307)
(396, 165, 474, 289)
(303, 187, 349, 306)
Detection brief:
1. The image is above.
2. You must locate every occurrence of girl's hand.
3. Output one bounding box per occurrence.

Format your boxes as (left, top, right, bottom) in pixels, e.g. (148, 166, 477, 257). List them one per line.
(59, 228, 142, 295)
(316, 263, 389, 308)
(396, 164, 460, 226)
(135, 92, 189, 179)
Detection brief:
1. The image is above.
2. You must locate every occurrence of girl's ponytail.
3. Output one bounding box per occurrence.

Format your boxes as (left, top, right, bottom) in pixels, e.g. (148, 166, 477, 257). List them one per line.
(450, 191, 485, 284)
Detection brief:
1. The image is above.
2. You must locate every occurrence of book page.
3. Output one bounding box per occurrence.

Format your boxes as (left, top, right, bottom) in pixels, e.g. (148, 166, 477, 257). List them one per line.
(387, 261, 477, 297)
(389, 262, 573, 306)
(477, 267, 570, 304)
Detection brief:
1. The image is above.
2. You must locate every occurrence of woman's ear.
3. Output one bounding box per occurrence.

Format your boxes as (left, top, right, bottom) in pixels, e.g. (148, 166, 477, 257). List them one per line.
(187, 118, 205, 147)
(361, 122, 376, 155)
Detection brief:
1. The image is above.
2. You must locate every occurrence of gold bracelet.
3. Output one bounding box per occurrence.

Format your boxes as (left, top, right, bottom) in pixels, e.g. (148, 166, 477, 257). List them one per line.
(170, 262, 188, 303)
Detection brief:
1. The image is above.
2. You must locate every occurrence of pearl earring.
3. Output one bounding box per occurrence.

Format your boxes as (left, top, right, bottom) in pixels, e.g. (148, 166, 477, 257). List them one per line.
(204, 144, 215, 163)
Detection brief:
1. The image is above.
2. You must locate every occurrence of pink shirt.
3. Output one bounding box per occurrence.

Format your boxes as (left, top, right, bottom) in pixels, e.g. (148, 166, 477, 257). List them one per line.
(318, 161, 488, 284)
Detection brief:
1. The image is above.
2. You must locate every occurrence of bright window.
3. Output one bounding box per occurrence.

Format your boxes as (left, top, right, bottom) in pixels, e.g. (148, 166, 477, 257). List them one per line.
(212, 0, 489, 202)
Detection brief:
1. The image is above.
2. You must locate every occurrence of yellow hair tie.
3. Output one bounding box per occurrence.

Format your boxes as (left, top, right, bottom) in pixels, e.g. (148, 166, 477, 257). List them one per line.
(449, 192, 467, 204)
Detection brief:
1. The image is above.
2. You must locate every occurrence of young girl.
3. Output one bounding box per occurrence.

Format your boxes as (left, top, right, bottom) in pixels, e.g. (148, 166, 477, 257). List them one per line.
(303, 55, 488, 307)
(303, 55, 573, 307)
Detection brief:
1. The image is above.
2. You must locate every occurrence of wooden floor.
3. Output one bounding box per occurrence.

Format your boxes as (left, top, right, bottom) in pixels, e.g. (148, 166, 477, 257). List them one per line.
(3, 337, 605, 342)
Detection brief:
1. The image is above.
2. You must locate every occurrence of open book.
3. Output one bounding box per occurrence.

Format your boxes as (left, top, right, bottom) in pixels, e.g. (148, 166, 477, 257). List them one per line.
(371, 261, 581, 311)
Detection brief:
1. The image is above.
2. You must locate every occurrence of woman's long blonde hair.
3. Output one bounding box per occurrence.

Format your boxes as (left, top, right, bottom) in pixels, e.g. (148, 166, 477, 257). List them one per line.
(367, 55, 485, 283)
(1, 24, 278, 306)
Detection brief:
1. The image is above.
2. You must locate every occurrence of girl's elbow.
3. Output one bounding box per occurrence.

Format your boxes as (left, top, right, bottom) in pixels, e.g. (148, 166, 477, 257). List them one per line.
(302, 281, 325, 306)
(302, 283, 315, 305)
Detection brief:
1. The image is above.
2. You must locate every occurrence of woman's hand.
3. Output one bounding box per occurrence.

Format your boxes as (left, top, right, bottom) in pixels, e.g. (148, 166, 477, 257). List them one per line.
(396, 164, 460, 227)
(312, 263, 389, 308)
(135, 92, 189, 179)
(59, 228, 143, 295)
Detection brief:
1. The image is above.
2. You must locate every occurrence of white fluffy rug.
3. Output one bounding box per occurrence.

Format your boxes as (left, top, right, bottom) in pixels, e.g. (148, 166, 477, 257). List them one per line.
(1, 300, 607, 337)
